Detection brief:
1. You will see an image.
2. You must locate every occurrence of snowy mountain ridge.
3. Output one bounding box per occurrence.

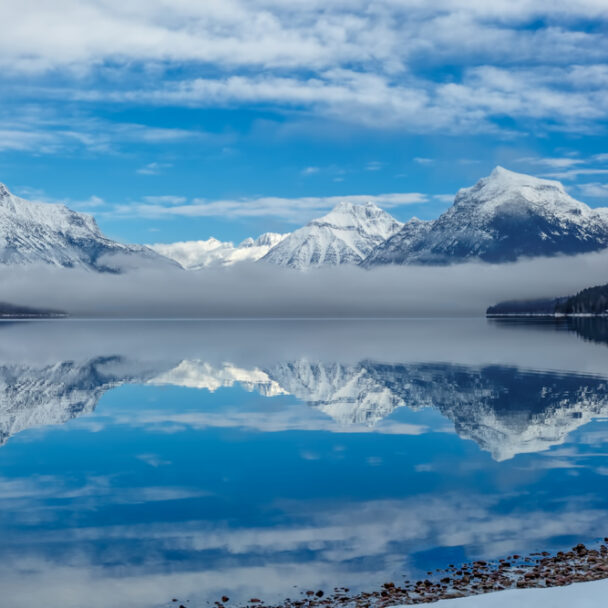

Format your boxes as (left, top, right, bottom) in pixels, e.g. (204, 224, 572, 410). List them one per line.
(149, 232, 287, 269)
(260, 201, 403, 269)
(364, 167, 608, 266)
(3, 166, 608, 272)
(0, 182, 172, 272)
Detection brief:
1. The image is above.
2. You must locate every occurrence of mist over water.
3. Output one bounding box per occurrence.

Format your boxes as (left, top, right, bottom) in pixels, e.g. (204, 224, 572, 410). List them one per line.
(2, 249, 608, 317)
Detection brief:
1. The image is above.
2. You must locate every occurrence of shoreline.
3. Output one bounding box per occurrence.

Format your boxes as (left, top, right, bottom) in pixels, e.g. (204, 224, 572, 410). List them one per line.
(487, 313, 608, 318)
(175, 540, 608, 608)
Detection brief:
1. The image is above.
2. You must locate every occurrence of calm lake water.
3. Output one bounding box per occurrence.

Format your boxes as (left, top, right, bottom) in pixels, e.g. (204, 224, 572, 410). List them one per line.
(0, 318, 607, 608)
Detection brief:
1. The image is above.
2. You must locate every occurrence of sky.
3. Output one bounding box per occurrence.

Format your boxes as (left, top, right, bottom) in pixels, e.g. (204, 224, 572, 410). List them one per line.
(1, 1, 607, 245)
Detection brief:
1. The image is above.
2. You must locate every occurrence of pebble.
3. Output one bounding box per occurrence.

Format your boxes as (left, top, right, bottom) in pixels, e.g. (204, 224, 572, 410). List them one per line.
(204, 541, 608, 608)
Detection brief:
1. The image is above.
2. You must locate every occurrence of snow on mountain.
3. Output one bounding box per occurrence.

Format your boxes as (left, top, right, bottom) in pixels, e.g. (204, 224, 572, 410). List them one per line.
(149, 232, 287, 269)
(362, 217, 434, 266)
(260, 201, 403, 269)
(364, 167, 608, 266)
(0, 182, 172, 272)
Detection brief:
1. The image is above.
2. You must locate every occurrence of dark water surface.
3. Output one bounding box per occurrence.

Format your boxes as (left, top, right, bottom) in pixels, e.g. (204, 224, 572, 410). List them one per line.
(0, 318, 607, 607)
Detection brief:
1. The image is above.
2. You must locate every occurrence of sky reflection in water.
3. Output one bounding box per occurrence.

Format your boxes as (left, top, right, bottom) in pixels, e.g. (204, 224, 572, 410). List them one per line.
(0, 318, 607, 608)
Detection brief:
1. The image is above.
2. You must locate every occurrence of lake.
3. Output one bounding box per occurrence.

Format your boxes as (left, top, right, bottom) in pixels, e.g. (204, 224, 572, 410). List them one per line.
(0, 318, 607, 607)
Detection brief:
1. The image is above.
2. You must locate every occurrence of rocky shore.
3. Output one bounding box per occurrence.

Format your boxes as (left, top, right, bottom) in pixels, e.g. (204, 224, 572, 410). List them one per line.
(171, 540, 608, 608)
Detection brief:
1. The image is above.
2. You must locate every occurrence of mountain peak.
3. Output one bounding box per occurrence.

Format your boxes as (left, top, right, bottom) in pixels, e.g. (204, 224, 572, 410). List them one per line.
(0, 180, 172, 271)
(261, 201, 402, 268)
(364, 167, 608, 266)
(453, 167, 571, 214)
(481, 165, 565, 193)
(317, 201, 392, 228)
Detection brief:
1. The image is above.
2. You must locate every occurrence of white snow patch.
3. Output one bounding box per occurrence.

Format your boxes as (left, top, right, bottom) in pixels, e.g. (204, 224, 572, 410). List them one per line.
(149, 232, 287, 269)
(390, 578, 608, 607)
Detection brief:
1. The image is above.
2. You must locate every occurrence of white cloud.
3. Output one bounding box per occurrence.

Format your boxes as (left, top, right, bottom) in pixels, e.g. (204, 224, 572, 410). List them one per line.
(112, 192, 429, 222)
(1, 1, 607, 75)
(414, 157, 434, 165)
(517, 156, 584, 169)
(142, 195, 187, 205)
(301, 166, 320, 175)
(136, 162, 172, 175)
(577, 182, 608, 198)
(433, 194, 455, 204)
(1, 3, 607, 135)
(50, 63, 608, 134)
(71, 195, 106, 210)
(0, 113, 208, 155)
(543, 168, 608, 180)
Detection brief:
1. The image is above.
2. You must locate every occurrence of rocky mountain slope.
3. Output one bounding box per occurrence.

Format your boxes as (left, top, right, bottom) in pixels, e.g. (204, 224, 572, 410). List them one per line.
(0, 182, 172, 272)
(364, 167, 608, 266)
(261, 201, 403, 269)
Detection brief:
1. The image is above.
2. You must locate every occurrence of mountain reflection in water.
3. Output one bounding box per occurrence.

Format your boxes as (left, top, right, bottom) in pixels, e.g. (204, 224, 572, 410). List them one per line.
(0, 318, 607, 608)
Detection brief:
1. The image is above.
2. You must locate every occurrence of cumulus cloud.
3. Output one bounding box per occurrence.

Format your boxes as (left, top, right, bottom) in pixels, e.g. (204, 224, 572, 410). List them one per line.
(2, 2, 608, 135)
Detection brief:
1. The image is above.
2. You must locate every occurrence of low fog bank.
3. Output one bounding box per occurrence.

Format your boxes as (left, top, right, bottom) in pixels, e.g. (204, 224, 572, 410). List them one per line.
(2, 251, 608, 318)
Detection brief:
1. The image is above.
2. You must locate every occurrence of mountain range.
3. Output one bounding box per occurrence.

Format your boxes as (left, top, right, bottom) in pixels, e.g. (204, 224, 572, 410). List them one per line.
(148, 232, 287, 269)
(364, 167, 608, 266)
(260, 201, 403, 269)
(2, 354, 607, 461)
(1, 167, 608, 272)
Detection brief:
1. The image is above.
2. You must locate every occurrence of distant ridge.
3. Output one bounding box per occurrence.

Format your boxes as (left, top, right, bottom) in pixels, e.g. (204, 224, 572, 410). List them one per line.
(4, 167, 608, 274)
(149, 233, 287, 269)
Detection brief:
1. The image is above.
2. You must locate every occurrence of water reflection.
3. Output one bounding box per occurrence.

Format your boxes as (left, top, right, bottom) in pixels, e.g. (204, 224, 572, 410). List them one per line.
(0, 319, 606, 608)
(2, 355, 607, 461)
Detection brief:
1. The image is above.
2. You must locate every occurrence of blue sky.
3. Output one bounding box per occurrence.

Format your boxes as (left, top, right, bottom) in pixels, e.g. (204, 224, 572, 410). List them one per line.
(1, 1, 607, 244)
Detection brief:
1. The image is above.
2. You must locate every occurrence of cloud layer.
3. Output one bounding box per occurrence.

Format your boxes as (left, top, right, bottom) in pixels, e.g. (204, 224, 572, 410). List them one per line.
(3, 249, 608, 318)
(3, 1, 608, 142)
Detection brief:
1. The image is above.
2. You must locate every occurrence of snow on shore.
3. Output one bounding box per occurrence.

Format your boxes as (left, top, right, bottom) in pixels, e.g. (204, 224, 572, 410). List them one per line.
(391, 577, 608, 607)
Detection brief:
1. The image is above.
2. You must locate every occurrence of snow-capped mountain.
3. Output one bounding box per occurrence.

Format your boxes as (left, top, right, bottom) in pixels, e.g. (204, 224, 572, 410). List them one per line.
(0, 182, 172, 272)
(261, 201, 403, 269)
(149, 232, 287, 269)
(364, 167, 608, 266)
(361, 217, 433, 266)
